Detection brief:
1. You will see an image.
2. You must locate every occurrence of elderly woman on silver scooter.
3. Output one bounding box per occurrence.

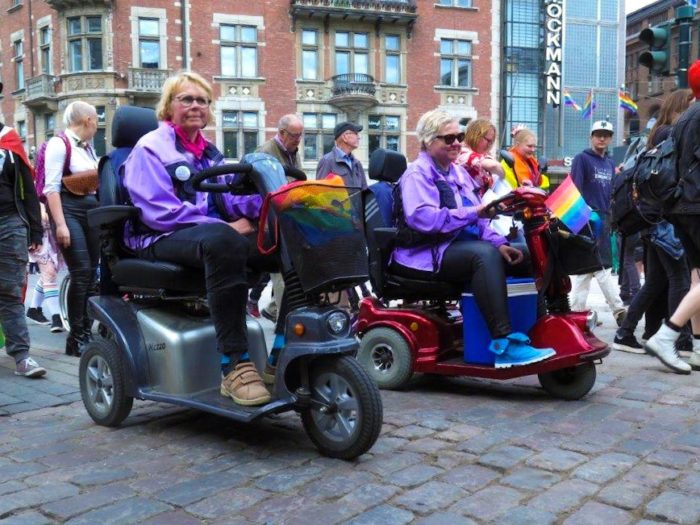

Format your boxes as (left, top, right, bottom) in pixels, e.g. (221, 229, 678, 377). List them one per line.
(122, 71, 275, 407)
(390, 109, 555, 368)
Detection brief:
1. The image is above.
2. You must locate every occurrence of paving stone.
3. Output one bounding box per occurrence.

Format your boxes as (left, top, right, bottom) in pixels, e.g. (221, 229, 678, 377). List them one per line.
(347, 504, 413, 525)
(42, 485, 136, 520)
(526, 448, 588, 472)
(501, 467, 561, 491)
(478, 445, 533, 470)
(456, 431, 509, 454)
(645, 491, 700, 524)
(563, 501, 633, 525)
(402, 437, 450, 454)
(439, 464, 500, 492)
(69, 468, 137, 486)
(492, 506, 557, 525)
(299, 470, 374, 500)
(417, 418, 453, 431)
(370, 437, 409, 454)
(186, 487, 269, 519)
(391, 465, 444, 487)
(0, 510, 52, 525)
(415, 512, 477, 525)
(621, 463, 680, 487)
(0, 483, 79, 516)
(450, 484, 525, 521)
(64, 496, 172, 525)
(0, 481, 25, 497)
(253, 465, 323, 492)
(0, 463, 48, 482)
(673, 472, 700, 494)
(391, 425, 436, 439)
(138, 511, 203, 525)
(615, 439, 658, 457)
(596, 481, 653, 510)
(573, 452, 637, 483)
(359, 451, 423, 475)
(240, 495, 312, 523)
(528, 479, 599, 514)
(646, 449, 696, 469)
(156, 471, 248, 506)
(393, 481, 466, 515)
(283, 503, 358, 525)
(435, 424, 483, 442)
(339, 483, 399, 512)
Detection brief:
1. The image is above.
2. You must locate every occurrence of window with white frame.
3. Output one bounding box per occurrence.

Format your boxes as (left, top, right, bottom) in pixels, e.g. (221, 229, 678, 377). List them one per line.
(222, 111, 259, 159)
(17, 121, 26, 145)
(67, 15, 103, 72)
(368, 115, 400, 155)
(138, 18, 160, 69)
(440, 38, 472, 87)
(44, 113, 55, 141)
(301, 29, 319, 80)
(13, 39, 24, 90)
(94, 106, 107, 157)
(437, 0, 472, 7)
(334, 31, 369, 75)
(220, 25, 258, 78)
(39, 27, 51, 74)
(302, 113, 337, 160)
(384, 35, 401, 84)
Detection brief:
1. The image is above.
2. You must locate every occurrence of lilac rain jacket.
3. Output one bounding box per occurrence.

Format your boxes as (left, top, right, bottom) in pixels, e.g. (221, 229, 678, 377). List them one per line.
(391, 151, 507, 273)
(122, 123, 261, 251)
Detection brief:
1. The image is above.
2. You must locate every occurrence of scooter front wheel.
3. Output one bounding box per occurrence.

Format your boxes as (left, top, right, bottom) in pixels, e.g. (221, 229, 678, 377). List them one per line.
(538, 362, 596, 400)
(301, 356, 383, 460)
(79, 337, 133, 426)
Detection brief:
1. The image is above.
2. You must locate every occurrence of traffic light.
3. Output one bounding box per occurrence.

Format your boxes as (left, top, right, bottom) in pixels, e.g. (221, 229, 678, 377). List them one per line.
(639, 23, 671, 75)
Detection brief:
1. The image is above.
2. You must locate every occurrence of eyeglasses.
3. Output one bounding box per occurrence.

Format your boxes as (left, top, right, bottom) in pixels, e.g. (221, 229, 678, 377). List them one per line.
(282, 129, 303, 139)
(436, 132, 465, 145)
(174, 95, 211, 107)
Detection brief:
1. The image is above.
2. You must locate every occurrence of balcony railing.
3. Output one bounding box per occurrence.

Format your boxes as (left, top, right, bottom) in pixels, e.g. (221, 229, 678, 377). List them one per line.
(128, 68, 170, 93)
(46, 0, 113, 9)
(24, 74, 57, 107)
(331, 73, 377, 97)
(292, 0, 416, 11)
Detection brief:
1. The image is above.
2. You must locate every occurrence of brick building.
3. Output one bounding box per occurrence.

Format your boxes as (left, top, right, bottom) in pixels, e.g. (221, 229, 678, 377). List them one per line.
(0, 0, 499, 172)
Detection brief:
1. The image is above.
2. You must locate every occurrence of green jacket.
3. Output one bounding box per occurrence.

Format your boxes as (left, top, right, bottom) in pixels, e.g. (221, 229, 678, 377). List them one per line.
(257, 137, 299, 169)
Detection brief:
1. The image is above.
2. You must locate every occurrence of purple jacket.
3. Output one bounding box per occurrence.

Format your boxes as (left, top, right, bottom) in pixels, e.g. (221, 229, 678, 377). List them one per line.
(123, 123, 261, 250)
(392, 151, 507, 272)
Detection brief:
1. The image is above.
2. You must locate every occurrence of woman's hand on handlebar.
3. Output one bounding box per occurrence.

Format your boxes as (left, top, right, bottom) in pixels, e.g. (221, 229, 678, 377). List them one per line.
(228, 218, 256, 236)
(498, 244, 523, 265)
(477, 202, 500, 219)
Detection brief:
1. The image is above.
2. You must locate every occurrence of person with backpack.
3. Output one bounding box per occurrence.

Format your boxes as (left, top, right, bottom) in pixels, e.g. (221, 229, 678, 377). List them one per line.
(569, 120, 627, 326)
(0, 81, 47, 377)
(390, 109, 555, 368)
(43, 101, 100, 357)
(646, 60, 700, 373)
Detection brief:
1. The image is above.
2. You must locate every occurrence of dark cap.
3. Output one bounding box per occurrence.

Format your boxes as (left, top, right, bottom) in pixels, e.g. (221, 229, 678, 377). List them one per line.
(334, 121, 363, 140)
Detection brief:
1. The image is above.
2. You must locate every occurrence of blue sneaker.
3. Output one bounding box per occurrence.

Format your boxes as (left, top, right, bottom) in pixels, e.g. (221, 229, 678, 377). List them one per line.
(492, 333, 556, 369)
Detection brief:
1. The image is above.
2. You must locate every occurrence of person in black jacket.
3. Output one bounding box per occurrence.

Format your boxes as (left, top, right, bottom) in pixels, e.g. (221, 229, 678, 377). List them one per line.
(0, 81, 47, 377)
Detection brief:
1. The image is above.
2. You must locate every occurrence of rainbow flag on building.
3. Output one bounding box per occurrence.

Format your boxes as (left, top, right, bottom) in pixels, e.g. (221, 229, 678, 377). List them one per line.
(545, 175, 591, 234)
(581, 90, 597, 119)
(619, 91, 638, 114)
(563, 90, 581, 111)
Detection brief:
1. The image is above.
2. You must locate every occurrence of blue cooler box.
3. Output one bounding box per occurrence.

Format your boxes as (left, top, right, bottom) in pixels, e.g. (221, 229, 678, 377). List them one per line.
(462, 278, 538, 365)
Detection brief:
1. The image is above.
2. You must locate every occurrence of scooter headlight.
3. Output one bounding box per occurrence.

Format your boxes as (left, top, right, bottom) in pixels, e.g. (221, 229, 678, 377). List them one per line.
(327, 312, 348, 335)
(586, 311, 598, 331)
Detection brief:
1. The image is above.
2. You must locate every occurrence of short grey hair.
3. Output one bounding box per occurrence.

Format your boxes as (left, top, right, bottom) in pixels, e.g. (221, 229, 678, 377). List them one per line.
(63, 101, 97, 127)
(278, 114, 302, 131)
(416, 109, 457, 150)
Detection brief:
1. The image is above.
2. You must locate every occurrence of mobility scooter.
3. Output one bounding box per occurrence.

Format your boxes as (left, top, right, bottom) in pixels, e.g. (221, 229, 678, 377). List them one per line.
(78, 106, 382, 459)
(355, 149, 609, 400)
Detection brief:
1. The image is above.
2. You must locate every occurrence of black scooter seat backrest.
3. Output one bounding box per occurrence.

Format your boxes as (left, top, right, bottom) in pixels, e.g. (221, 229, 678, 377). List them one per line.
(369, 148, 407, 183)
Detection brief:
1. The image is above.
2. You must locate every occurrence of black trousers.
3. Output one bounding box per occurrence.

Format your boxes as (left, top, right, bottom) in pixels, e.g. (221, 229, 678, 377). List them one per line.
(56, 193, 99, 340)
(392, 240, 531, 339)
(139, 223, 277, 362)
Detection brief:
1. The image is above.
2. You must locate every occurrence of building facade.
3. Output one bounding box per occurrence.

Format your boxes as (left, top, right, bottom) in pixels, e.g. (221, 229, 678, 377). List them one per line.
(0, 0, 500, 172)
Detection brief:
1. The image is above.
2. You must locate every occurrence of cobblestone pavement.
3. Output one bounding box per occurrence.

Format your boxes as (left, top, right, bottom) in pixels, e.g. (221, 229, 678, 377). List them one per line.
(1, 283, 699, 524)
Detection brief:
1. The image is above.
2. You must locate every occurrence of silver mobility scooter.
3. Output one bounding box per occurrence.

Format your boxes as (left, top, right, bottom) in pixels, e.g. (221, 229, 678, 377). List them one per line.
(79, 106, 382, 459)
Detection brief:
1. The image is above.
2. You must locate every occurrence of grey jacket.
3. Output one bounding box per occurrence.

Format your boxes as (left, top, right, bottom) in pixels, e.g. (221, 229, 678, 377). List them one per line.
(316, 147, 367, 189)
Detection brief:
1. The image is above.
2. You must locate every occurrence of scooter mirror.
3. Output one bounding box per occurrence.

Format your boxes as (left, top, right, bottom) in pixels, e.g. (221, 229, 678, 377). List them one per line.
(499, 149, 514, 169)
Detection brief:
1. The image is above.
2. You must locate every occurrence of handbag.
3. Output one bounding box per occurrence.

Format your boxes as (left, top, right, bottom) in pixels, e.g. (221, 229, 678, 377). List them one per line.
(62, 171, 99, 196)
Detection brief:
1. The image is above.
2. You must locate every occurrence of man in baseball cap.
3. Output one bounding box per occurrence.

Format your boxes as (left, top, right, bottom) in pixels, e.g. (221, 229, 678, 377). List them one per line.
(591, 120, 614, 135)
(315, 120, 367, 189)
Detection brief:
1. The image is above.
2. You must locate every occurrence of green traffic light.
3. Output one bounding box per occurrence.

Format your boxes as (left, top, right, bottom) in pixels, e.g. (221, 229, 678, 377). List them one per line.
(639, 26, 669, 48)
(638, 23, 671, 75)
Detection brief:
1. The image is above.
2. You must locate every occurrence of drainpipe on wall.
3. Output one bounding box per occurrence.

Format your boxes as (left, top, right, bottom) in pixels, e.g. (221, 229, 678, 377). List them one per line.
(28, 0, 37, 153)
(181, 0, 190, 70)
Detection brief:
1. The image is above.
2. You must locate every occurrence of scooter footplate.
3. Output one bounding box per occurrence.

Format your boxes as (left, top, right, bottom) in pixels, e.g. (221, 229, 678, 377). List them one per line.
(139, 388, 295, 422)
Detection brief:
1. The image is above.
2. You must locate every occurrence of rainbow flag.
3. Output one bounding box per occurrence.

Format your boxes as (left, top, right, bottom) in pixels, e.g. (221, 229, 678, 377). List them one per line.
(581, 90, 597, 119)
(619, 91, 638, 114)
(545, 175, 591, 234)
(563, 90, 581, 111)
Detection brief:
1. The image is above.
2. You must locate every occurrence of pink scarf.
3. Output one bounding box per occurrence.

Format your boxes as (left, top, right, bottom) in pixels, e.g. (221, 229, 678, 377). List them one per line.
(167, 121, 207, 159)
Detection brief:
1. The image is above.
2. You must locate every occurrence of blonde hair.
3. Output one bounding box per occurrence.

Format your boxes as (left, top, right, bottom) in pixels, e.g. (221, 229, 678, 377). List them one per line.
(63, 101, 97, 127)
(464, 118, 496, 150)
(155, 71, 215, 123)
(416, 109, 457, 150)
(512, 127, 536, 146)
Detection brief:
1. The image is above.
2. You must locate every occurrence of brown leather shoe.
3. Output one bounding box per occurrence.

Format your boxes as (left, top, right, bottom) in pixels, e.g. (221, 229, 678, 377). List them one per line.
(221, 362, 271, 406)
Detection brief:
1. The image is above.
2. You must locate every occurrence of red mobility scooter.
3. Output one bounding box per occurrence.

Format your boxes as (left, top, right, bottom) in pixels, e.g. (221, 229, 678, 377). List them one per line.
(355, 150, 609, 400)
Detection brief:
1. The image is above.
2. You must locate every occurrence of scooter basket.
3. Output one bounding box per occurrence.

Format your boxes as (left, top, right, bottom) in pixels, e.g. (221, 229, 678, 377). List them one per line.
(265, 177, 369, 294)
(548, 223, 603, 275)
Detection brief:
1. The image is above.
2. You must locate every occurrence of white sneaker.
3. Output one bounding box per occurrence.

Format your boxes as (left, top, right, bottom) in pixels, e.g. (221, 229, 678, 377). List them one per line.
(690, 350, 700, 371)
(645, 324, 691, 375)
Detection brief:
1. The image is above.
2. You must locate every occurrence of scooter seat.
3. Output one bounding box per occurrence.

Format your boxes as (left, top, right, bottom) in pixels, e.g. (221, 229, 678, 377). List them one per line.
(111, 259, 206, 294)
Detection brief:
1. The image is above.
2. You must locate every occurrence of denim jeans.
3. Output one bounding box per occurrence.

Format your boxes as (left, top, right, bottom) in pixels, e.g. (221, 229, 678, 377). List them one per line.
(0, 214, 31, 363)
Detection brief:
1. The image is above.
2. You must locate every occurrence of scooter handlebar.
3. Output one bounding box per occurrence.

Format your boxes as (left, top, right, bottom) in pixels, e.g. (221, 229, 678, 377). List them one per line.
(190, 162, 254, 193)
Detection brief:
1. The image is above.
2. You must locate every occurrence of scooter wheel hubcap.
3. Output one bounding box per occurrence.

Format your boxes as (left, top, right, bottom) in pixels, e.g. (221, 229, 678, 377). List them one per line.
(370, 344, 394, 372)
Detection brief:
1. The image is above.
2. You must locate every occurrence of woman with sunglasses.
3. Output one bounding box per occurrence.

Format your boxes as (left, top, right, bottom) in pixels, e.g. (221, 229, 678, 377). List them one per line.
(122, 71, 276, 407)
(390, 109, 555, 368)
(457, 118, 504, 198)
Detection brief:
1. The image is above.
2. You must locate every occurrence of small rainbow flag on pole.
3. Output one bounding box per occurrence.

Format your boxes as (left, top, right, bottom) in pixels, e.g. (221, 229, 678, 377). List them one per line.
(563, 90, 581, 111)
(619, 91, 638, 114)
(581, 90, 597, 120)
(545, 175, 591, 234)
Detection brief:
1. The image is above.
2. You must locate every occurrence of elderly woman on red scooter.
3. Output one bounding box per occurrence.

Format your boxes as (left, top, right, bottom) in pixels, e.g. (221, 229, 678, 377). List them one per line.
(390, 109, 554, 368)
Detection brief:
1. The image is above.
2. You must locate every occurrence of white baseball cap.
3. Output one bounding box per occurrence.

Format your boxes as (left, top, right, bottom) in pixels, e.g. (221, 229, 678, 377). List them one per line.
(591, 120, 614, 134)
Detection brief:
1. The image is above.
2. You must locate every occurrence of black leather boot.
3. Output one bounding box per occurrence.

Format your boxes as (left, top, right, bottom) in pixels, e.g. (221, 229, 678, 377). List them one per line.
(65, 333, 84, 357)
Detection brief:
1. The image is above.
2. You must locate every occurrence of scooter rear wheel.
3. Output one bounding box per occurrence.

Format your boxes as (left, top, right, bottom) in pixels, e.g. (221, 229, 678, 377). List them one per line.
(301, 356, 382, 460)
(357, 327, 413, 390)
(538, 362, 596, 400)
(58, 274, 71, 332)
(79, 337, 133, 426)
